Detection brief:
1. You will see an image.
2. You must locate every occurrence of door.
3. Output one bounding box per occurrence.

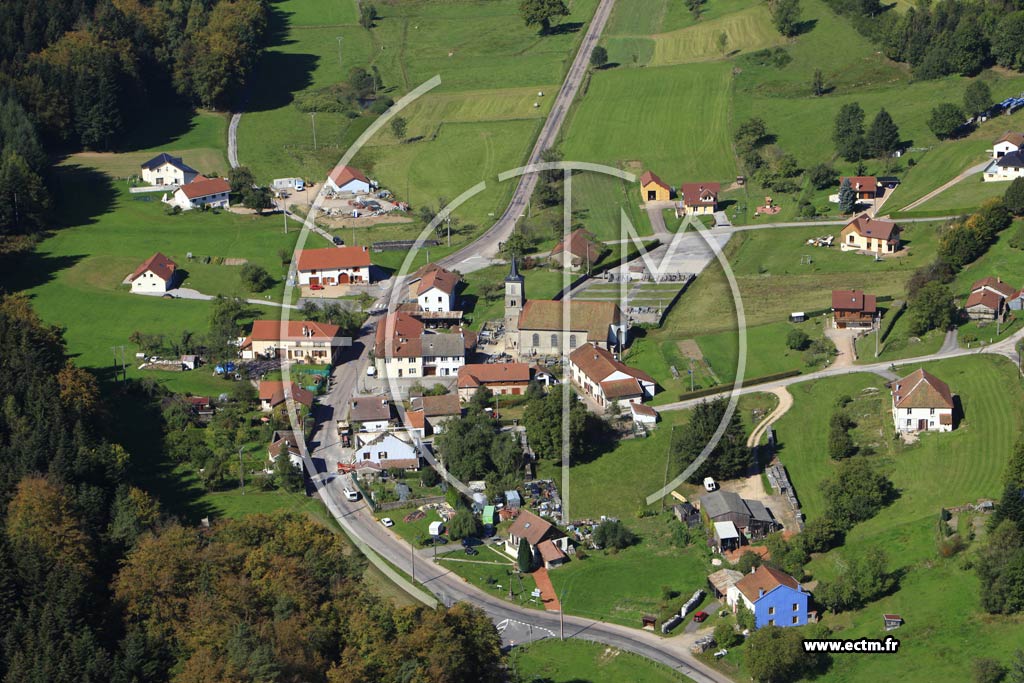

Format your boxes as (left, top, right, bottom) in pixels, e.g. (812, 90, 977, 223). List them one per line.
(339, 273, 350, 284)
(918, 419, 928, 431)
(309, 277, 320, 286)
(647, 190, 656, 200)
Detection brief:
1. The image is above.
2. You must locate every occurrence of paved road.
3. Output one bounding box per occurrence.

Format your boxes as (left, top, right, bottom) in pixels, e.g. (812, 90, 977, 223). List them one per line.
(438, 0, 617, 275)
(899, 160, 990, 212)
(228, 113, 242, 169)
(655, 326, 1022, 414)
(132, 286, 298, 309)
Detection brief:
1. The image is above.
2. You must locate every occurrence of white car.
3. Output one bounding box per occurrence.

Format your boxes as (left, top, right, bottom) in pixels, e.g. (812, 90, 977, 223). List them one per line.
(703, 477, 717, 492)
(380, 517, 395, 528)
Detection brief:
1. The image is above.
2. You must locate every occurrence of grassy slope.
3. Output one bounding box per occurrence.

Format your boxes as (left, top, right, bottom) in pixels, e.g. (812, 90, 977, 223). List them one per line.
(511, 639, 692, 683)
(650, 5, 783, 65)
(771, 355, 1024, 682)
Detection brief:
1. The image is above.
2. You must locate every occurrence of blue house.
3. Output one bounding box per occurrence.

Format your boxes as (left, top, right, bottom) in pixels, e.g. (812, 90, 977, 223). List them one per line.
(728, 565, 809, 629)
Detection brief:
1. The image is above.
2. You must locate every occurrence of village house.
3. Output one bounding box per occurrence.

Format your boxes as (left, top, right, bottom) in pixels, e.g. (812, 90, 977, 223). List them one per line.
(965, 276, 1016, 321)
(504, 259, 627, 357)
(567, 343, 655, 408)
(992, 132, 1023, 158)
(239, 320, 348, 363)
(406, 263, 461, 313)
(840, 214, 902, 254)
(983, 150, 1024, 182)
(257, 381, 314, 412)
(140, 153, 198, 186)
(707, 568, 745, 600)
(890, 368, 954, 433)
(325, 164, 372, 194)
(640, 170, 671, 202)
(349, 395, 393, 432)
(840, 176, 879, 200)
(267, 430, 304, 469)
(373, 312, 469, 379)
(630, 402, 659, 425)
(831, 289, 878, 329)
(128, 252, 179, 293)
(504, 509, 570, 569)
(354, 433, 421, 471)
(677, 182, 720, 215)
(551, 228, 603, 272)
(457, 363, 533, 400)
(296, 246, 372, 285)
(698, 490, 779, 542)
(727, 565, 810, 629)
(164, 176, 231, 211)
(410, 394, 461, 435)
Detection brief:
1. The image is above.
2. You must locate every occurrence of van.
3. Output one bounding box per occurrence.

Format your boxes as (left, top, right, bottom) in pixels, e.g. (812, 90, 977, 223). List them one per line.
(343, 488, 360, 501)
(703, 477, 717, 492)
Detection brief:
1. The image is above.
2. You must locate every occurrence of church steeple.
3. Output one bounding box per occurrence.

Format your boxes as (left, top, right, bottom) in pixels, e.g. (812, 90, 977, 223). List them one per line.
(504, 255, 524, 348)
(505, 255, 524, 283)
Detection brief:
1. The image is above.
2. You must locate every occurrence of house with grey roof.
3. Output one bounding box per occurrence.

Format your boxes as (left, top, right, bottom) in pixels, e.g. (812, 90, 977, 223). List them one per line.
(698, 490, 780, 541)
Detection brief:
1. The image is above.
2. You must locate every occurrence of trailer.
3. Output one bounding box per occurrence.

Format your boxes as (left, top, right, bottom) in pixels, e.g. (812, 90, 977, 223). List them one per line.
(273, 177, 305, 192)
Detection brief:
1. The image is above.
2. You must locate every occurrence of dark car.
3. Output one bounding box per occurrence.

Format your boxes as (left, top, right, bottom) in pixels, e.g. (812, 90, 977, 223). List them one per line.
(693, 611, 709, 623)
(464, 546, 479, 556)
(461, 537, 473, 548)
(332, 236, 344, 245)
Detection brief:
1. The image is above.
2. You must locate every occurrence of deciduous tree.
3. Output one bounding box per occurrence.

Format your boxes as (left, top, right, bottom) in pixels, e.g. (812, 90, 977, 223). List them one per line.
(519, 0, 570, 34)
(928, 102, 965, 140)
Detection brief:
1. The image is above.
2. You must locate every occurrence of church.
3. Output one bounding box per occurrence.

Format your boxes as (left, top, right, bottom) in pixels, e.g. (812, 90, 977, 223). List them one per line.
(503, 258, 627, 358)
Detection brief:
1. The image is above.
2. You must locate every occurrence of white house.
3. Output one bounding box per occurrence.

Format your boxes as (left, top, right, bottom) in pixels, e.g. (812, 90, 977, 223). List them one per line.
(350, 395, 393, 432)
(567, 343, 656, 408)
(239, 320, 348, 363)
(992, 132, 1023, 158)
(165, 176, 231, 210)
(296, 246, 372, 285)
(890, 368, 954, 433)
(410, 265, 461, 313)
(983, 151, 1024, 182)
(373, 312, 468, 379)
(128, 252, 178, 292)
(354, 433, 420, 471)
(140, 153, 198, 186)
(325, 164, 371, 194)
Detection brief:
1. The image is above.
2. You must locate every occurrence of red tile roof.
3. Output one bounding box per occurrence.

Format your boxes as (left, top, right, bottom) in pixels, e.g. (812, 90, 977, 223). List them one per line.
(844, 214, 900, 243)
(328, 164, 369, 188)
(996, 132, 1024, 147)
(971, 276, 1016, 298)
(569, 343, 653, 385)
(831, 289, 877, 314)
(891, 368, 954, 410)
(735, 565, 801, 603)
(537, 539, 567, 564)
(640, 170, 670, 190)
(600, 377, 644, 399)
(130, 252, 177, 282)
(179, 176, 230, 199)
(258, 381, 313, 408)
(412, 393, 461, 417)
(507, 509, 560, 546)
(458, 363, 532, 388)
(679, 182, 720, 207)
(519, 300, 621, 337)
(246, 320, 342, 343)
(296, 246, 371, 270)
(552, 228, 602, 264)
(406, 410, 426, 430)
(416, 266, 461, 295)
(966, 288, 1004, 311)
(841, 176, 878, 192)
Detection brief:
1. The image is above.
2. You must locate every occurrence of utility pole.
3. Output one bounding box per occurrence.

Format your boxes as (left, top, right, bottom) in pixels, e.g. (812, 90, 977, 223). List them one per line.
(310, 112, 318, 151)
(281, 198, 288, 234)
(238, 446, 245, 495)
(559, 591, 565, 641)
(336, 36, 344, 69)
(875, 321, 880, 357)
(411, 542, 415, 583)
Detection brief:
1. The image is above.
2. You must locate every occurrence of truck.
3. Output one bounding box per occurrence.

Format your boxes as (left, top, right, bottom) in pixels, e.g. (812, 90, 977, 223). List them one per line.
(272, 177, 305, 192)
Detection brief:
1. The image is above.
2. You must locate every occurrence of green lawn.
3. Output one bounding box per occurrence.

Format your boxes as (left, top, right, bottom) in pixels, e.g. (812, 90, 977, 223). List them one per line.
(511, 639, 692, 683)
(650, 5, 783, 65)
(916, 173, 1014, 212)
(562, 62, 737, 182)
(952, 220, 1024, 290)
(771, 355, 1024, 682)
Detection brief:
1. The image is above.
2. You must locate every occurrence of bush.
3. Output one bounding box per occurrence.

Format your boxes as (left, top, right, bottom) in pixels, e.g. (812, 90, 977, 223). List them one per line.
(420, 467, 440, 488)
(972, 657, 1008, 683)
(808, 163, 837, 190)
(714, 622, 741, 648)
(1005, 177, 1024, 216)
(592, 520, 636, 550)
(240, 264, 273, 292)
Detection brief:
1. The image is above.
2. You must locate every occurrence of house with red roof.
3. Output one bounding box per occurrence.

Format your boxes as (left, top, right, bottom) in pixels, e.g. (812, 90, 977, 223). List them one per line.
(965, 276, 1016, 321)
(325, 164, 371, 194)
(457, 362, 534, 401)
(568, 342, 656, 409)
(504, 509, 570, 569)
(373, 311, 470, 379)
(726, 565, 809, 628)
(552, 228, 604, 272)
(890, 368, 954, 433)
(992, 132, 1024, 158)
(840, 214, 901, 254)
(840, 176, 879, 200)
(296, 246, 373, 285)
(239, 320, 348, 363)
(406, 263, 462, 313)
(678, 182, 720, 215)
(165, 176, 230, 211)
(129, 252, 179, 293)
(831, 289, 878, 329)
(640, 170, 671, 202)
(257, 381, 314, 412)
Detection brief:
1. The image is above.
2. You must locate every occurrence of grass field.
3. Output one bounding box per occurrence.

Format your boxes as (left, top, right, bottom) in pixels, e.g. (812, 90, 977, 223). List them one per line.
(650, 5, 783, 65)
(770, 355, 1024, 681)
(562, 62, 737, 182)
(952, 220, 1024, 290)
(918, 174, 1015, 212)
(511, 639, 692, 683)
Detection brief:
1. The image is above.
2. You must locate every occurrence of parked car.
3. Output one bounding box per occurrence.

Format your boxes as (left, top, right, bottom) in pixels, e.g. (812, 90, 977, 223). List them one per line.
(310, 284, 324, 291)
(380, 517, 394, 527)
(464, 546, 479, 556)
(332, 236, 344, 245)
(693, 611, 708, 623)
(343, 488, 359, 501)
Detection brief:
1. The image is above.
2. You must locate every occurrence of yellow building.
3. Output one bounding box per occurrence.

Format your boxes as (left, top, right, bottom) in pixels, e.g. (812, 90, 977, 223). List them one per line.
(640, 170, 671, 202)
(839, 215, 901, 254)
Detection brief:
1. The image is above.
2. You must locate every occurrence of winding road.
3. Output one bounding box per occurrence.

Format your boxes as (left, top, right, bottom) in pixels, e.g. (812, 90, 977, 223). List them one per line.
(438, 0, 618, 275)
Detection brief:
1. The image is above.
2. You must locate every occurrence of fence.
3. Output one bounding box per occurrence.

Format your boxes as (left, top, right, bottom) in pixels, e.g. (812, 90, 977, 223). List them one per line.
(376, 494, 445, 512)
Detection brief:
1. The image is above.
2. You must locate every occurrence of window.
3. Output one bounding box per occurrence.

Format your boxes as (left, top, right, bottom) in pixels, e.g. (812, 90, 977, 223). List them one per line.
(792, 603, 799, 611)
(768, 619, 775, 626)
(550, 334, 558, 348)
(768, 606, 775, 615)
(906, 408, 911, 414)
(569, 335, 578, 349)
(792, 616, 799, 624)
(930, 408, 935, 415)
(532, 334, 540, 347)
(906, 419, 912, 426)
